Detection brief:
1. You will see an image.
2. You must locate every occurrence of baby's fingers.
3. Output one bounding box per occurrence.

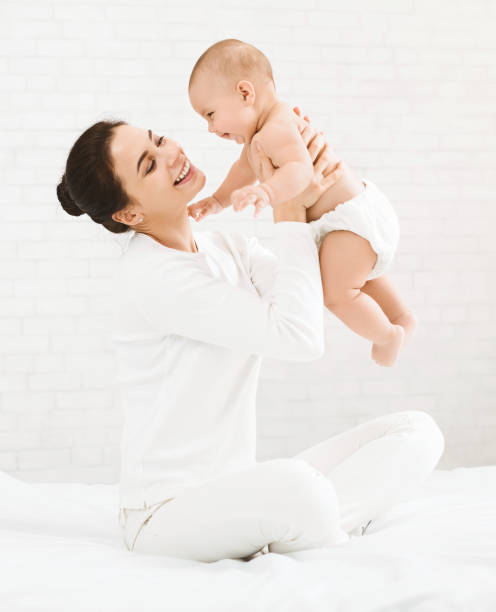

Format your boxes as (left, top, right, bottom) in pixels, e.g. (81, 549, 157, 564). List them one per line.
(253, 199, 265, 218)
(231, 192, 243, 211)
(243, 194, 257, 209)
(192, 201, 213, 220)
(234, 194, 256, 212)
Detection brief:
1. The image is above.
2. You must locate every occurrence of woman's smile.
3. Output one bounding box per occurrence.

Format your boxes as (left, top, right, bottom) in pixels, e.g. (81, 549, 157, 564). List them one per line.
(174, 158, 195, 187)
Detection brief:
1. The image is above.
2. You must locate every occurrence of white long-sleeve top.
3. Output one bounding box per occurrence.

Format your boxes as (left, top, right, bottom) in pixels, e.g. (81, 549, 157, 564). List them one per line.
(112, 221, 325, 509)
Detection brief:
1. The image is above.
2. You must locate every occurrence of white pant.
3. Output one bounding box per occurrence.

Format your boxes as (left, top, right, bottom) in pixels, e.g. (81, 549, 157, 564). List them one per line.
(119, 410, 444, 562)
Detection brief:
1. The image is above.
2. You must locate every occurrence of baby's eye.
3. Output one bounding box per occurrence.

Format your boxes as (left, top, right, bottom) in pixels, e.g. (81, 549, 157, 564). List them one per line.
(206, 112, 214, 118)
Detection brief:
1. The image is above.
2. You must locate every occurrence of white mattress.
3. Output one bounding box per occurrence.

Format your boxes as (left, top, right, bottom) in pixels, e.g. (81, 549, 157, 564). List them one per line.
(1, 466, 495, 611)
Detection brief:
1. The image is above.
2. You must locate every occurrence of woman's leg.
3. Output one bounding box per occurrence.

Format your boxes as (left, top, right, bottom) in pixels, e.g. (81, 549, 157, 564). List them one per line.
(293, 410, 445, 534)
(122, 458, 349, 562)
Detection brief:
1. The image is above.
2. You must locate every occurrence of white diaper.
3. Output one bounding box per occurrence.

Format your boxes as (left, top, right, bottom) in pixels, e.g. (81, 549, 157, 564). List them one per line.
(308, 178, 400, 281)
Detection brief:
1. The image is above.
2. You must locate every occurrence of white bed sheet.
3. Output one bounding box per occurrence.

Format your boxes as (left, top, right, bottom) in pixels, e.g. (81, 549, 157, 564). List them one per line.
(1, 466, 495, 612)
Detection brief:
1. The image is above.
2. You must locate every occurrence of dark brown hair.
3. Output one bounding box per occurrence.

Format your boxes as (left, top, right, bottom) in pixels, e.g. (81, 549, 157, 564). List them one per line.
(56, 120, 131, 234)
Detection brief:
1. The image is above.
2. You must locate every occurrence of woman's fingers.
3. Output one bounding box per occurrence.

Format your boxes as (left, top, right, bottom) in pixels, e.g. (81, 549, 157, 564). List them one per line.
(300, 124, 318, 148)
(313, 143, 330, 175)
(321, 161, 344, 189)
(293, 106, 310, 123)
(307, 132, 326, 163)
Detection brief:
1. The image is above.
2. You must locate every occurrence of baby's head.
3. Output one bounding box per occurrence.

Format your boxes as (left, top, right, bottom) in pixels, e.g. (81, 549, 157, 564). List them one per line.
(188, 39, 275, 144)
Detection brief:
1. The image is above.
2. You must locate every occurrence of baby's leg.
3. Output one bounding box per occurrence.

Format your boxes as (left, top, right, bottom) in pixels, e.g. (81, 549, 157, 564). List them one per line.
(361, 276, 417, 344)
(319, 230, 404, 367)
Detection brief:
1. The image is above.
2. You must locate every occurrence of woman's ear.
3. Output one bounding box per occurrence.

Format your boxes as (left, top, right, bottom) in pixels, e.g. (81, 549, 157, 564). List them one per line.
(236, 80, 256, 105)
(112, 205, 142, 227)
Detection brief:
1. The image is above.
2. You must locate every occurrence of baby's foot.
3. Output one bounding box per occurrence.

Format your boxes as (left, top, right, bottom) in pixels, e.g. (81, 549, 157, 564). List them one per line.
(391, 310, 417, 345)
(371, 324, 405, 367)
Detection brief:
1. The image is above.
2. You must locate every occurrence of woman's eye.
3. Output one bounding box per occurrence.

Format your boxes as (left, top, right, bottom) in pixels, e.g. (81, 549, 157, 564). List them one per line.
(145, 136, 165, 175)
(145, 159, 156, 175)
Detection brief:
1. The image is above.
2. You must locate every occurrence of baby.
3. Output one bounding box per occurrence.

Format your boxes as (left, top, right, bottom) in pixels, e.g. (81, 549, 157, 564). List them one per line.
(188, 39, 417, 367)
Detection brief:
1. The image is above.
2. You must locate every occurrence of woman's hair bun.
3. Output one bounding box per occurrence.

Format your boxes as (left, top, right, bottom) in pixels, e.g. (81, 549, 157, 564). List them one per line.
(56, 174, 85, 217)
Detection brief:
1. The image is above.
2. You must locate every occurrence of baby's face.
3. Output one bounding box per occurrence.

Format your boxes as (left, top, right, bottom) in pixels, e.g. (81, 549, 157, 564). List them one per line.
(189, 73, 257, 144)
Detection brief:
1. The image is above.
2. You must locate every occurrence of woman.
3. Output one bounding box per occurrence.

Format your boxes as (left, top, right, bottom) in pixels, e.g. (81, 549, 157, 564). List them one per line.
(56, 112, 445, 562)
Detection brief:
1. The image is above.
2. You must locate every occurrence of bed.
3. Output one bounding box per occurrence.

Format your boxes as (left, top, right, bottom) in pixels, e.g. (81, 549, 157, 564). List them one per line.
(1, 465, 495, 611)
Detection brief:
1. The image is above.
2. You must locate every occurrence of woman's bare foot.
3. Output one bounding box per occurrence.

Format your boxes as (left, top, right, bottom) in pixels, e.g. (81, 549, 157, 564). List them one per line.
(371, 324, 405, 367)
(391, 310, 417, 345)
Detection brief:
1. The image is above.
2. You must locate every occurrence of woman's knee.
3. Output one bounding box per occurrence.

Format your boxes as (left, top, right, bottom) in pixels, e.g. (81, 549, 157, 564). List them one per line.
(390, 410, 445, 467)
(263, 458, 346, 551)
(266, 458, 341, 524)
(268, 457, 331, 491)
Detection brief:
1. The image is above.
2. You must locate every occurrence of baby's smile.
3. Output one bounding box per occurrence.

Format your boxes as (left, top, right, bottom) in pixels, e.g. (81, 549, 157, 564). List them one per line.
(218, 132, 244, 144)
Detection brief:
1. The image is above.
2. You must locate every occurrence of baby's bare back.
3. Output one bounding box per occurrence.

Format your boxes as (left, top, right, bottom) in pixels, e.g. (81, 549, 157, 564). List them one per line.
(247, 102, 364, 222)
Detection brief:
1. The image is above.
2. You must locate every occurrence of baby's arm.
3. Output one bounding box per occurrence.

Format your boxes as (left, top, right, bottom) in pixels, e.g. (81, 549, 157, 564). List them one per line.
(231, 122, 313, 212)
(214, 145, 257, 206)
(188, 146, 256, 222)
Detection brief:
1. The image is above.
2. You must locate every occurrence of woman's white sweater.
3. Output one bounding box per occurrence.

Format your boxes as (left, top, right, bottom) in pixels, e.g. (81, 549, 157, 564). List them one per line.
(112, 222, 324, 509)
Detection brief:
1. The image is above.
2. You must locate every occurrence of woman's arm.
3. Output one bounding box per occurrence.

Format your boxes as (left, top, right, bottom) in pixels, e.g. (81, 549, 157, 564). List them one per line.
(125, 115, 342, 362)
(127, 223, 324, 362)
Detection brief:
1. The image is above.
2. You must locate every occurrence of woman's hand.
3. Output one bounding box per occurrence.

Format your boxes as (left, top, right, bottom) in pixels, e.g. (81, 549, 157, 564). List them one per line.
(251, 107, 343, 210)
(291, 107, 344, 208)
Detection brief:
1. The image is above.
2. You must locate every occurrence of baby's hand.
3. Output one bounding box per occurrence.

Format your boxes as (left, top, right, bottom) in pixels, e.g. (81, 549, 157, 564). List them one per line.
(231, 185, 271, 218)
(188, 195, 223, 222)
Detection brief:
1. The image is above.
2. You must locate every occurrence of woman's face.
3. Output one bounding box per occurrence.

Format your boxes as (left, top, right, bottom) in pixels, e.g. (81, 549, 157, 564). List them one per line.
(110, 124, 206, 224)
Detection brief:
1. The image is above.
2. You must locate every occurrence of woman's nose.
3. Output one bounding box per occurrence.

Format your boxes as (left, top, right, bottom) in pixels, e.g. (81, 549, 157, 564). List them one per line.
(164, 147, 181, 168)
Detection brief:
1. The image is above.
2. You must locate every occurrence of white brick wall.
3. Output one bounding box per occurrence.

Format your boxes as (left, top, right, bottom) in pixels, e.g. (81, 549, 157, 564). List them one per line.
(0, 0, 495, 482)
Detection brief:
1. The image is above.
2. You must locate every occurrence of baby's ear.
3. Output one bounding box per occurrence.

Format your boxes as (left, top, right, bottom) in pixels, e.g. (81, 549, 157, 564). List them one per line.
(236, 80, 256, 105)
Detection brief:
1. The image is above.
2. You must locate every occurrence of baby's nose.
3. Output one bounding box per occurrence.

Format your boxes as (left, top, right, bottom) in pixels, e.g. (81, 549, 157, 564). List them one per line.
(208, 123, 215, 133)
